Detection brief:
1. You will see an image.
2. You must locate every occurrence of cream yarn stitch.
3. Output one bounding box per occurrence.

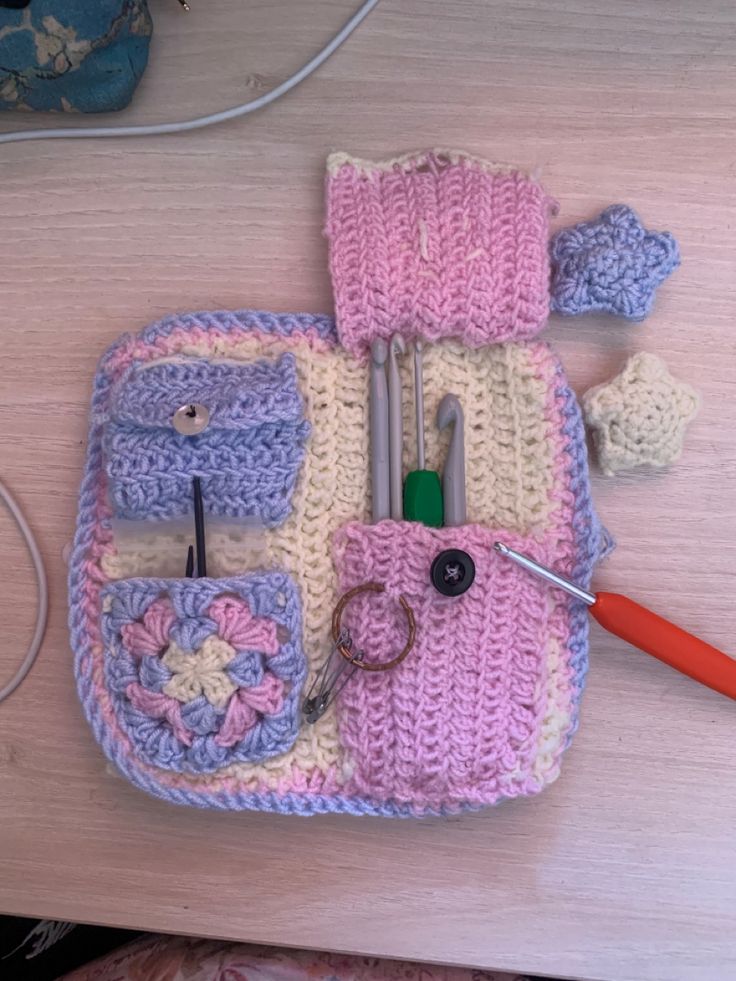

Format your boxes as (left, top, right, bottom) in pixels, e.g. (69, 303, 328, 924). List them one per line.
(583, 352, 699, 475)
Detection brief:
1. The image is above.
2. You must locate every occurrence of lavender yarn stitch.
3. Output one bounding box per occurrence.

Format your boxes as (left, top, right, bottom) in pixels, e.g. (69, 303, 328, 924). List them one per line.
(550, 204, 680, 321)
(112, 356, 305, 429)
(554, 363, 614, 739)
(138, 309, 338, 345)
(106, 352, 310, 525)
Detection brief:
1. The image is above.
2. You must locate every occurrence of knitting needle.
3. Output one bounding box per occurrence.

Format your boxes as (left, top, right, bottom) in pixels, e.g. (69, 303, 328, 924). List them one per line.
(387, 334, 406, 520)
(185, 544, 194, 578)
(437, 394, 466, 526)
(403, 340, 443, 527)
(192, 476, 207, 578)
(415, 341, 426, 472)
(494, 541, 736, 701)
(370, 339, 390, 522)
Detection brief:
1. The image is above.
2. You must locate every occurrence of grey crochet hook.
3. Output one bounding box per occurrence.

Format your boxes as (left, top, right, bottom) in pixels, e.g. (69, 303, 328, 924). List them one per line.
(437, 394, 466, 526)
(370, 339, 390, 522)
(387, 334, 407, 519)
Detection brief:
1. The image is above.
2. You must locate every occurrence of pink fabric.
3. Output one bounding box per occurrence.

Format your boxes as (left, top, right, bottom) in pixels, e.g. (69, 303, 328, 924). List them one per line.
(104, 325, 334, 375)
(60, 936, 527, 981)
(125, 683, 193, 746)
(325, 150, 556, 354)
(216, 675, 286, 747)
(121, 597, 176, 656)
(332, 521, 557, 809)
(208, 596, 280, 655)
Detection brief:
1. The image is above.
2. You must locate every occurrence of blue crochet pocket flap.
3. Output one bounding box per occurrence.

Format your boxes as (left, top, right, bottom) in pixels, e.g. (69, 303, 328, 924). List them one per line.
(100, 572, 307, 774)
(105, 354, 311, 526)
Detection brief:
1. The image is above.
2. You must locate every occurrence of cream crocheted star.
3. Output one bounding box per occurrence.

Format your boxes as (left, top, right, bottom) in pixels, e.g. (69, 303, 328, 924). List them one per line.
(162, 636, 237, 709)
(583, 352, 699, 475)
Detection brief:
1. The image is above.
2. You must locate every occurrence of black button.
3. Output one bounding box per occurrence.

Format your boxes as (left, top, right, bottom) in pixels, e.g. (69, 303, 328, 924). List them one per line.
(430, 549, 475, 597)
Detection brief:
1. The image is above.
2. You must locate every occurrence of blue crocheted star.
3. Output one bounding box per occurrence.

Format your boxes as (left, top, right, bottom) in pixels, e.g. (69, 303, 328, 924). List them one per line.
(550, 204, 680, 321)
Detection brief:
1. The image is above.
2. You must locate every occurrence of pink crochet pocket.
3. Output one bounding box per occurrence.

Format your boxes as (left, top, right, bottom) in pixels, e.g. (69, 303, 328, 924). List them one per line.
(332, 520, 557, 810)
(325, 149, 557, 355)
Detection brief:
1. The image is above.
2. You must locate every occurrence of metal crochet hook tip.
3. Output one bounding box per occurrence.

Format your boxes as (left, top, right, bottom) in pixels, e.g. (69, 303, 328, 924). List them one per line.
(495, 541, 736, 702)
(370, 339, 390, 522)
(387, 334, 407, 520)
(177, 0, 191, 10)
(493, 541, 595, 605)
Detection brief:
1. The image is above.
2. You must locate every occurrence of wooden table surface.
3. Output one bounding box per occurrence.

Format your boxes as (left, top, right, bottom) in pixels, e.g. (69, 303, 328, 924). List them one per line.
(2, 3, 736, 980)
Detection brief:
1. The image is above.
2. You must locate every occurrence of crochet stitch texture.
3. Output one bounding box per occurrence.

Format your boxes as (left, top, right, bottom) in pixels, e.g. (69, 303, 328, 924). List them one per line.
(69, 108, 619, 819)
(333, 522, 559, 806)
(106, 353, 310, 525)
(325, 149, 556, 354)
(101, 573, 305, 773)
(583, 352, 699, 474)
(550, 204, 680, 320)
(69, 310, 607, 816)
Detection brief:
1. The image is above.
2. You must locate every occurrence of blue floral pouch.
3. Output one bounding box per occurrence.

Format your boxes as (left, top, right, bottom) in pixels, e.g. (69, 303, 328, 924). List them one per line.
(0, 0, 152, 112)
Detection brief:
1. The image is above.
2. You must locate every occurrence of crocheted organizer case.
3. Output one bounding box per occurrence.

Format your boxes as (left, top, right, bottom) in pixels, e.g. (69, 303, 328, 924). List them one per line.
(69, 151, 607, 816)
(69, 311, 607, 815)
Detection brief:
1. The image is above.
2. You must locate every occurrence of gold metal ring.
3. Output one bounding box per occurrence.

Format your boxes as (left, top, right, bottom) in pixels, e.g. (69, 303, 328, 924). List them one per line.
(331, 582, 416, 673)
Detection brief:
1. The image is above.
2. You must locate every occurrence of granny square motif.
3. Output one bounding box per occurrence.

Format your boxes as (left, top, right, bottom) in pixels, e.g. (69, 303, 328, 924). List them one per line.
(100, 573, 305, 774)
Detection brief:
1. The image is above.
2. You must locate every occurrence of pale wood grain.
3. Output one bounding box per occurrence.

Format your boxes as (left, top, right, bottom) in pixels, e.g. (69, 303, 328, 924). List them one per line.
(1, 3, 736, 980)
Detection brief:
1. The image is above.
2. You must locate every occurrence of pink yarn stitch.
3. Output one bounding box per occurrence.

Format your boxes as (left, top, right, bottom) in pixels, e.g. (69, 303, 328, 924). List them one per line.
(126, 683, 193, 746)
(332, 521, 557, 808)
(325, 150, 557, 355)
(104, 325, 334, 376)
(121, 597, 176, 656)
(216, 675, 286, 747)
(208, 596, 279, 655)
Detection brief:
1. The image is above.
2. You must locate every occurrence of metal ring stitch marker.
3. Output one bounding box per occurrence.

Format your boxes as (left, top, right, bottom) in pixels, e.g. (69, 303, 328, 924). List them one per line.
(331, 582, 416, 673)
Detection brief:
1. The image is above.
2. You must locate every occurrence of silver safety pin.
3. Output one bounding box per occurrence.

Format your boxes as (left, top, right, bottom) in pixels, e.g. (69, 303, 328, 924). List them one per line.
(303, 628, 363, 724)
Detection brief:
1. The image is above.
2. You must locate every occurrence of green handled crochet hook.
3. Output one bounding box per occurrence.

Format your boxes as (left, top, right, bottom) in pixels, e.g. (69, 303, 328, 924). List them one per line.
(403, 340, 443, 527)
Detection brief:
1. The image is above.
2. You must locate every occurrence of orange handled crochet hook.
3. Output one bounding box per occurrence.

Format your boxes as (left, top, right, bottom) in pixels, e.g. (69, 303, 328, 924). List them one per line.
(494, 542, 736, 701)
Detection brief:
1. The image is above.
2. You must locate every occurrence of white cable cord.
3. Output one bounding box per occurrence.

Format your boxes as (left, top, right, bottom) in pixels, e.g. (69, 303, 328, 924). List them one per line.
(0, 0, 378, 698)
(0, 0, 380, 145)
(0, 479, 49, 704)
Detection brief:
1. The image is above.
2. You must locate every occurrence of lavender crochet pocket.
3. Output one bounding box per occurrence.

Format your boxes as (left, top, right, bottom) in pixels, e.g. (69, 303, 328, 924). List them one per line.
(100, 573, 306, 773)
(105, 353, 310, 526)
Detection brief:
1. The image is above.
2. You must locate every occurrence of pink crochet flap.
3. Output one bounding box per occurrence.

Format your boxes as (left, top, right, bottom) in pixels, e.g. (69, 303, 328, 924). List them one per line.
(325, 149, 557, 355)
(332, 520, 560, 810)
